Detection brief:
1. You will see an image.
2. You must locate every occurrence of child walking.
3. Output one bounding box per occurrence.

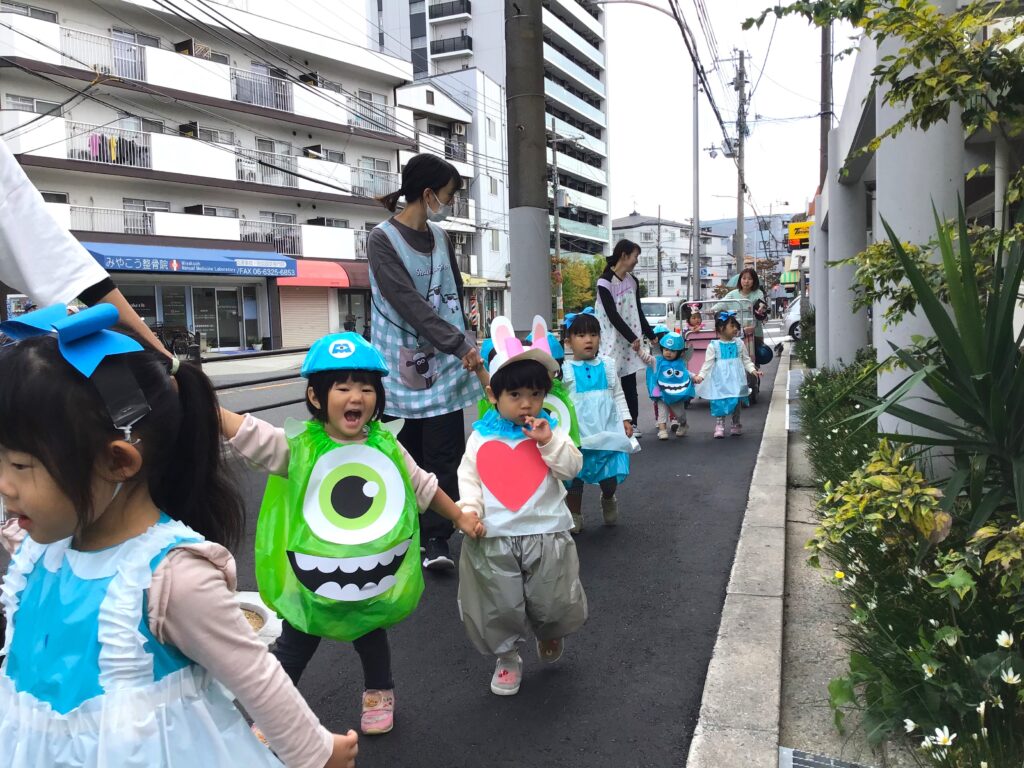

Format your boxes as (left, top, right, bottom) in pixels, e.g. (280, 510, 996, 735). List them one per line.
(645, 332, 695, 440)
(645, 323, 677, 435)
(561, 310, 634, 533)
(694, 311, 762, 438)
(0, 304, 358, 767)
(220, 332, 483, 736)
(457, 316, 587, 696)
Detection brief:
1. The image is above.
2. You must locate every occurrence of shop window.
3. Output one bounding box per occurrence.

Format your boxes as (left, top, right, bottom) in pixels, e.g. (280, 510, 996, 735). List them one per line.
(121, 285, 157, 326)
(161, 285, 188, 326)
(243, 286, 260, 348)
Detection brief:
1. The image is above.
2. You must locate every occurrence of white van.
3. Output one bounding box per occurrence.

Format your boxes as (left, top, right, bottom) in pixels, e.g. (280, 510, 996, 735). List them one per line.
(640, 296, 680, 331)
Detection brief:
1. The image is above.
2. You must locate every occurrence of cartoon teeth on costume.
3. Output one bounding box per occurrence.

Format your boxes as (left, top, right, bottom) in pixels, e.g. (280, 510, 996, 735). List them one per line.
(255, 332, 424, 643)
(653, 332, 695, 405)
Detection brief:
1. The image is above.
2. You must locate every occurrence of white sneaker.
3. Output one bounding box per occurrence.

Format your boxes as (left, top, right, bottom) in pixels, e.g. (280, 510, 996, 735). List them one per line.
(490, 652, 522, 696)
(601, 495, 619, 526)
(657, 427, 669, 440)
(676, 422, 688, 438)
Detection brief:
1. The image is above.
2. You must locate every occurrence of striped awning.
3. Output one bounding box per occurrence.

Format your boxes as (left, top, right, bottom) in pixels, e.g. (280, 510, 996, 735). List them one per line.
(780, 270, 802, 284)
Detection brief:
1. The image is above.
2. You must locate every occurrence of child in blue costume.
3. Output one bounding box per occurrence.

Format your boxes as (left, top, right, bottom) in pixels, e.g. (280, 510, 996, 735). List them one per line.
(0, 304, 358, 768)
(645, 323, 679, 435)
(645, 332, 695, 440)
(694, 311, 762, 438)
(561, 311, 634, 533)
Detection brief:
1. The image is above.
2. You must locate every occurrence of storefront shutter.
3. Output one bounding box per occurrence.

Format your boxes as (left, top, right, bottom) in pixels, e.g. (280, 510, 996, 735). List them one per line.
(279, 286, 330, 347)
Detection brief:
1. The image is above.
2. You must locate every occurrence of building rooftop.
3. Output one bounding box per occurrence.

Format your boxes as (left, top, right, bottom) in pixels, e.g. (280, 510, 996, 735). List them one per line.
(612, 211, 691, 230)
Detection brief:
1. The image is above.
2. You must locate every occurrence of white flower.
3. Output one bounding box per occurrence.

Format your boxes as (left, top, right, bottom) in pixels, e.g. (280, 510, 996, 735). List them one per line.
(831, 427, 839, 434)
(997, 630, 1013, 648)
(867, 599, 877, 611)
(851, 449, 858, 456)
(928, 619, 939, 627)
(903, 718, 917, 733)
(982, 727, 989, 737)
(976, 701, 986, 717)
(1000, 667, 1021, 685)
(933, 726, 956, 746)
(943, 632, 958, 647)
(992, 694, 1004, 710)
(920, 735, 933, 750)
(844, 574, 857, 587)
(982, 762, 989, 767)
(922, 663, 937, 679)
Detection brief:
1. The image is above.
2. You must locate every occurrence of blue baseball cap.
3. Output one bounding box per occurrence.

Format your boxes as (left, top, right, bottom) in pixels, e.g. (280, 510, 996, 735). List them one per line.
(660, 332, 685, 352)
(653, 324, 670, 336)
(301, 332, 388, 378)
(526, 330, 564, 361)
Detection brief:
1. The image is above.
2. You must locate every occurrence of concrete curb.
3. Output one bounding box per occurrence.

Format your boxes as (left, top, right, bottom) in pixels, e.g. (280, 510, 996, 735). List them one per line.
(686, 347, 791, 768)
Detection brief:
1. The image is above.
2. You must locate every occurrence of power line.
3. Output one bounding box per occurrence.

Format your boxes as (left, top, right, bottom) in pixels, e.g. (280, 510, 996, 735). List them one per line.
(748, 16, 777, 100)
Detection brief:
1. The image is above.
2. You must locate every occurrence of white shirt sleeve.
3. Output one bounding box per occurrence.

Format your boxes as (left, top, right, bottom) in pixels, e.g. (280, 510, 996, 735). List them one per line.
(456, 432, 485, 518)
(0, 140, 109, 305)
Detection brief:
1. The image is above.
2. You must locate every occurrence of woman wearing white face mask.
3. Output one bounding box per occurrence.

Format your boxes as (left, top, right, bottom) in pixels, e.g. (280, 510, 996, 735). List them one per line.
(368, 154, 481, 571)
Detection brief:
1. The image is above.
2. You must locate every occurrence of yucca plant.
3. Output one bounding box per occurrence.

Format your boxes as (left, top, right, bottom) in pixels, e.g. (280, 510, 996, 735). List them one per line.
(863, 203, 1024, 536)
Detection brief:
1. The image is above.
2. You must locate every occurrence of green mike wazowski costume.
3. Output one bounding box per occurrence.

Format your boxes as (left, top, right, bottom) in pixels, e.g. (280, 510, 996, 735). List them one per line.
(255, 334, 424, 642)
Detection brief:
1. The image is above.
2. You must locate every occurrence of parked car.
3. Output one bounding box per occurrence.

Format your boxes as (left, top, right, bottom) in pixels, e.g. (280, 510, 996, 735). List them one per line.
(640, 296, 681, 331)
(785, 297, 802, 340)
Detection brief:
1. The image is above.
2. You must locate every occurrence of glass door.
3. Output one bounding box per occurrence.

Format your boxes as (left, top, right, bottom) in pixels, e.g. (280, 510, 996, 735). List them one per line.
(215, 289, 241, 348)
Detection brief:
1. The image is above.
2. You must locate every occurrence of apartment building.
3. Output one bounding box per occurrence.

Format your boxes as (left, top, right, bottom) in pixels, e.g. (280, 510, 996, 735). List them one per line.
(381, 0, 611, 260)
(0, 0, 437, 349)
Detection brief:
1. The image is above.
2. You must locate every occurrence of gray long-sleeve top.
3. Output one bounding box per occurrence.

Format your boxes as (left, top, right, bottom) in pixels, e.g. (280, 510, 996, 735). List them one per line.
(367, 218, 473, 358)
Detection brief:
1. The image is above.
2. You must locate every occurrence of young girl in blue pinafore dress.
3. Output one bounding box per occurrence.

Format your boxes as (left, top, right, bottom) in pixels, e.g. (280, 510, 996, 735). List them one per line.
(0, 304, 358, 768)
(561, 311, 634, 533)
(694, 311, 763, 439)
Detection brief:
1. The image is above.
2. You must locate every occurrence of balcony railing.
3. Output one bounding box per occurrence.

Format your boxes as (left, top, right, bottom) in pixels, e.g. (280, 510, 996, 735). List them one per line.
(350, 168, 401, 199)
(70, 206, 154, 235)
(236, 149, 298, 188)
(354, 230, 369, 259)
(429, 0, 471, 18)
(347, 96, 397, 134)
(60, 28, 147, 81)
(240, 220, 302, 256)
(430, 36, 473, 55)
(452, 196, 470, 219)
(231, 68, 294, 112)
(445, 140, 467, 162)
(66, 121, 151, 169)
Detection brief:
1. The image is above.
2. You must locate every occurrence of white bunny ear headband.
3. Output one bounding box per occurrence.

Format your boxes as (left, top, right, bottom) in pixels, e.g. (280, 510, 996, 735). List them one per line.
(487, 315, 559, 377)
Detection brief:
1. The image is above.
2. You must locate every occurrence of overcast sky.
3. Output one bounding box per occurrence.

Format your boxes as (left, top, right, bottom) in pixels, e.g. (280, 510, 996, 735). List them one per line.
(604, 1, 856, 225)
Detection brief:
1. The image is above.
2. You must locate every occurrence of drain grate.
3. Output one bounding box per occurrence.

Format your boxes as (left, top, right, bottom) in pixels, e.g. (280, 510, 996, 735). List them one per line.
(779, 747, 877, 768)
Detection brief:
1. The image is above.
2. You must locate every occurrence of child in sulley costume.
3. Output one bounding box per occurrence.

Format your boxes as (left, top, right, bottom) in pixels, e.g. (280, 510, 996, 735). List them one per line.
(0, 304, 359, 768)
(220, 332, 482, 736)
(476, 320, 581, 448)
(456, 316, 587, 697)
(643, 332, 695, 440)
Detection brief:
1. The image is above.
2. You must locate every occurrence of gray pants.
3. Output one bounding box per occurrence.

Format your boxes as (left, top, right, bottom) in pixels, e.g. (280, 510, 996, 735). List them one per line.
(457, 531, 588, 656)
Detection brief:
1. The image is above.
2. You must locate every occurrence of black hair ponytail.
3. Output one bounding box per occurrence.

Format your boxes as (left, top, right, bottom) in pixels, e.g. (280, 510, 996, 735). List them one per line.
(376, 153, 464, 212)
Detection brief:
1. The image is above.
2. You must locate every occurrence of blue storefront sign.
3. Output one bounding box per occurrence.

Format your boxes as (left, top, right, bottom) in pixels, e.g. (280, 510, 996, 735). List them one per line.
(83, 242, 297, 278)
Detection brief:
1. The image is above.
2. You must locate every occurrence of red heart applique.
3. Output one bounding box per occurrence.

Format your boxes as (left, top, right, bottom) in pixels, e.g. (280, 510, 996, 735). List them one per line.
(477, 439, 548, 511)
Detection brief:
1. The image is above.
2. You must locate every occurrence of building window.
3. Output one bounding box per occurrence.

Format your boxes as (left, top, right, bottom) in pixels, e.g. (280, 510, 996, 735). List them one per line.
(112, 28, 159, 48)
(199, 205, 239, 218)
(0, 1, 57, 22)
(117, 114, 164, 134)
(260, 211, 296, 224)
(491, 229, 500, 251)
(40, 190, 68, 203)
(411, 35, 427, 48)
(426, 89, 435, 105)
(5, 93, 61, 115)
(409, 0, 425, 12)
(640, 231, 655, 243)
(486, 117, 495, 139)
(197, 126, 234, 144)
(321, 148, 345, 163)
(123, 197, 170, 213)
(666, 278, 674, 288)
(323, 217, 350, 228)
(208, 50, 230, 65)
(489, 176, 498, 195)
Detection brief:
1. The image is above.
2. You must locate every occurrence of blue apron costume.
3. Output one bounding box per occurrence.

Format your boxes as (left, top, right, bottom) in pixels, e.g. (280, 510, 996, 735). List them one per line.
(369, 220, 478, 419)
(565, 358, 631, 485)
(0, 517, 282, 767)
(695, 339, 750, 417)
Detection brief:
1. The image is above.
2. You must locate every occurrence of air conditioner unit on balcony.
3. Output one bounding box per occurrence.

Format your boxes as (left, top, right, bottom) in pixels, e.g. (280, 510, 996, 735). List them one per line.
(452, 123, 466, 136)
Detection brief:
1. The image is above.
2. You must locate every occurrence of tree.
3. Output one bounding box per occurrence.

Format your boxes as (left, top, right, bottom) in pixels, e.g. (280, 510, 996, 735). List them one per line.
(746, 1, 1024, 204)
(557, 257, 597, 312)
(712, 283, 731, 299)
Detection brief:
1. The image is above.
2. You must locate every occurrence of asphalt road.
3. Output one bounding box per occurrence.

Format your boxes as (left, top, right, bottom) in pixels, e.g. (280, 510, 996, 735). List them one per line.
(215, 351, 780, 768)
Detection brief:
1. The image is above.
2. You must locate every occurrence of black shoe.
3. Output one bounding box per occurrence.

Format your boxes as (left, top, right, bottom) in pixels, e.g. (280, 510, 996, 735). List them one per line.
(422, 538, 455, 570)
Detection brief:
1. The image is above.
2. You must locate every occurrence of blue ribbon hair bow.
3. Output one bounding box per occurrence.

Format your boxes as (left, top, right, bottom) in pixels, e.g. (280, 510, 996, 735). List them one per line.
(717, 310, 738, 324)
(0, 303, 142, 377)
(564, 305, 595, 328)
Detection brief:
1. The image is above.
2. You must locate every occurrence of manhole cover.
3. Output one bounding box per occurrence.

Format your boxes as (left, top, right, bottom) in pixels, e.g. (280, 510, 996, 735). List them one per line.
(779, 747, 877, 768)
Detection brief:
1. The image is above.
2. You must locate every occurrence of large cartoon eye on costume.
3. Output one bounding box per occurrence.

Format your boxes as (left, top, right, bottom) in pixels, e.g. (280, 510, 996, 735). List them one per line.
(302, 444, 405, 546)
(542, 394, 573, 435)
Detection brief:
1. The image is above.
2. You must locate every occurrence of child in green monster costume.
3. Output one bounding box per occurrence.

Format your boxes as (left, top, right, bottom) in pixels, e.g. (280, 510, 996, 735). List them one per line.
(220, 332, 484, 738)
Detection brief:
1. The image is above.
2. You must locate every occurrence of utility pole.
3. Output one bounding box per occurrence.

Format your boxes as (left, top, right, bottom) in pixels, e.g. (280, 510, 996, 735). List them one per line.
(734, 50, 746, 276)
(550, 117, 564, 325)
(656, 204, 662, 296)
(820, 24, 832, 187)
(691, 64, 700, 302)
(506, 0, 548, 332)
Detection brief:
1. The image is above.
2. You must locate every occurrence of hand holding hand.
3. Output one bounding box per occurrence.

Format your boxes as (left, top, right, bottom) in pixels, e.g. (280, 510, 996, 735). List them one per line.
(630, 338, 641, 352)
(462, 348, 482, 372)
(522, 416, 553, 445)
(623, 420, 633, 438)
(693, 374, 704, 384)
(324, 731, 358, 768)
(754, 370, 764, 378)
(457, 511, 486, 539)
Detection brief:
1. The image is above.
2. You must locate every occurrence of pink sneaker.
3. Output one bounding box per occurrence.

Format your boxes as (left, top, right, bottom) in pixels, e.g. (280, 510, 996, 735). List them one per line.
(361, 689, 395, 734)
(713, 423, 725, 439)
(490, 652, 522, 695)
(730, 423, 743, 436)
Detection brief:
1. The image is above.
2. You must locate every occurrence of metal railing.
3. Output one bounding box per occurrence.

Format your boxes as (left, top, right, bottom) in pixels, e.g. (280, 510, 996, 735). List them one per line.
(66, 121, 152, 168)
(236, 148, 298, 188)
(240, 220, 302, 256)
(230, 68, 294, 112)
(452, 196, 470, 219)
(430, 35, 473, 55)
(354, 230, 369, 259)
(346, 96, 397, 134)
(428, 0, 471, 18)
(69, 205, 154, 235)
(350, 167, 401, 199)
(60, 27, 147, 81)
(445, 140, 467, 162)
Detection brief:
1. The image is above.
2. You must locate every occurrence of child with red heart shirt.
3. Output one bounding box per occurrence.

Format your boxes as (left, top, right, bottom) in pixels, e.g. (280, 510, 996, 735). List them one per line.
(455, 316, 588, 697)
